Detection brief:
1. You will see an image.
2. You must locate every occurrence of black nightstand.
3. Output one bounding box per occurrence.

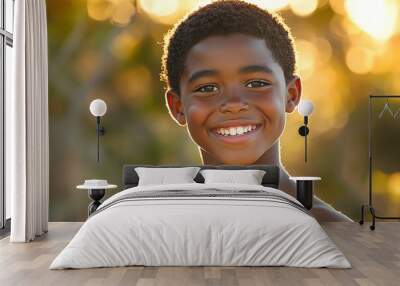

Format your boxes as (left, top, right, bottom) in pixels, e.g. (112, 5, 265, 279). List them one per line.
(289, 177, 321, 210)
(77, 182, 117, 216)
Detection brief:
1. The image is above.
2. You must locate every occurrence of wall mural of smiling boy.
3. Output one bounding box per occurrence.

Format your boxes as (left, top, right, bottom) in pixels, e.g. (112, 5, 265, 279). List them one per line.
(160, 0, 351, 222)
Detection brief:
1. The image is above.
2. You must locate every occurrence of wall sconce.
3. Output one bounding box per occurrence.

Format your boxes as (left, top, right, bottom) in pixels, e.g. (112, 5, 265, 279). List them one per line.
(89, 99, 107, 163)
(297, 99, 314, 163)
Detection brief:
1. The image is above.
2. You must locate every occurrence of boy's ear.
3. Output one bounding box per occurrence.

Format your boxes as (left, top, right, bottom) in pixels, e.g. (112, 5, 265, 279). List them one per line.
(285, 75, 302, 113)
(165, 89, 186, 126)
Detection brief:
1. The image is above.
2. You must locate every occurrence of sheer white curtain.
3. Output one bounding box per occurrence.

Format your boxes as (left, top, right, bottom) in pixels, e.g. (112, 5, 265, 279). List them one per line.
(6, 0, 49, 242)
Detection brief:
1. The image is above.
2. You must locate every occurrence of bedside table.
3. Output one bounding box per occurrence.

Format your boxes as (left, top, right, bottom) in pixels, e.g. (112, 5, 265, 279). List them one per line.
(77, 181, 117, 216)
(289, 177, 321, 210)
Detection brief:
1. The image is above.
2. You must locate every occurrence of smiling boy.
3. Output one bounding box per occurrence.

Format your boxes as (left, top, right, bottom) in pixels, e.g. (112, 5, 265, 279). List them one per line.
(160, 0, 351, 222)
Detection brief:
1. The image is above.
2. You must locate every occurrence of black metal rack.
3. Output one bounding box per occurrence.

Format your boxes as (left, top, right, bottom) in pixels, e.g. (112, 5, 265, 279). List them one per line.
(360, 95, 400, 230)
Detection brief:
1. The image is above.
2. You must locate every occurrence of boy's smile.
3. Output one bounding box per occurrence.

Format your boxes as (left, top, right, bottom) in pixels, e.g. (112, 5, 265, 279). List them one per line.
(166, 33, 301, 165)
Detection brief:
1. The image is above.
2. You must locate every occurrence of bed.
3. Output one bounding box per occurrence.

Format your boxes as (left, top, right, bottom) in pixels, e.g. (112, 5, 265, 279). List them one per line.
(49, 164, 351, 269)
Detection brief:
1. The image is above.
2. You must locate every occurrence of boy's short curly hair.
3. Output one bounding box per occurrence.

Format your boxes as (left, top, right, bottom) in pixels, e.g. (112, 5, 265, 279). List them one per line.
(160, 0, 297, 95)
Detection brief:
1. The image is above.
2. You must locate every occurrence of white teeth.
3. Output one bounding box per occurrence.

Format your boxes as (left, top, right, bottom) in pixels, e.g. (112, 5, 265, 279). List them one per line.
(216, 125, 258, 136)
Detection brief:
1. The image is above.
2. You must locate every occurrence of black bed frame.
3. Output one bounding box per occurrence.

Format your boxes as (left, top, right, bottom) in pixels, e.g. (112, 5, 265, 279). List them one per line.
(122, 164, 280, 190)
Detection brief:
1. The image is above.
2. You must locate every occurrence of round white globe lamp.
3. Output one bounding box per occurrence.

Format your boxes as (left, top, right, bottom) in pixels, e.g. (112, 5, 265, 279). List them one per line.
(297, 99, 314, 163)
(89, 99, 107, 163)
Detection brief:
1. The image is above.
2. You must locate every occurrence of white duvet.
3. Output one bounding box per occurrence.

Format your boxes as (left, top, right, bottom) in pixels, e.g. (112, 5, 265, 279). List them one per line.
(49, 183, 351, 269)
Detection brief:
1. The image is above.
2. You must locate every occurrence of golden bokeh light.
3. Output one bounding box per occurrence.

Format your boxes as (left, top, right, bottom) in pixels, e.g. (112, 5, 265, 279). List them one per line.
(295, 39, 318, 79)
(110, 0, 136, 25)
(138, 0, 183, 25)
(87, 0, 136, 26)
(370, 43, 393, 74)
(341, 17, 362, 37)
(345, 0, 399, 41)
(372, 170, 388, 195)
(245, 0, 290, 12)
(388, 73, 400, 93)
(329, 15, 346, 38)
(387, 172, 400, 202)
(111, 31, 142, 60)
(290, 0, 318, 17)
(139, 0, 179, 17)
(345, 45, 375, 74)
(329, 0, 346, 15)
(87, 0, 114, 21)
(190, 0, 214, 10)
(312, 37, 332, 64)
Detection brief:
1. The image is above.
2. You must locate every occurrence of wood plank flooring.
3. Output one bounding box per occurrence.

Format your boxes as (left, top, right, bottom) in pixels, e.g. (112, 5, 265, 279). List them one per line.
(0, 222, 399, 286)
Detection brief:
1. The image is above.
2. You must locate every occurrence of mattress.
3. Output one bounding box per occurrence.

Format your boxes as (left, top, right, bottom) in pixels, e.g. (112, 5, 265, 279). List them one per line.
(49, 183, 351, 269)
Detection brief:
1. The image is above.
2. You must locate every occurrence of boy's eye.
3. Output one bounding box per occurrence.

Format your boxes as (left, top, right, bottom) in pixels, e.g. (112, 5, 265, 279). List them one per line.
(194, 84, 219, 93)
(245, 80, 270, 88)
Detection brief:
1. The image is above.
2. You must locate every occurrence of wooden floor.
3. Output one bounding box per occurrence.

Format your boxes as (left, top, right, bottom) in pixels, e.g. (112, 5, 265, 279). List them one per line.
(0, 222, 399, 286)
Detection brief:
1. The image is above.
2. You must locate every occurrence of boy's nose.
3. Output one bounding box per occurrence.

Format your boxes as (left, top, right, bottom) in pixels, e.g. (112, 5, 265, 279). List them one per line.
(219, 91, 249, 113)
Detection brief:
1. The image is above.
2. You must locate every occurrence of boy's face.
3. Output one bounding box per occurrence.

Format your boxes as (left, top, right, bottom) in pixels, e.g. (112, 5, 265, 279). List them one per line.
(166, 33, 301, 164)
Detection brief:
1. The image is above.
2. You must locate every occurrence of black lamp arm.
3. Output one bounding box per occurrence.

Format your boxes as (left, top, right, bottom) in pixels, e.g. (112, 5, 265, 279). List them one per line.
(297, 116, 310, 163)
(96, 116, 105, 136)
(96, 116, 106, 163)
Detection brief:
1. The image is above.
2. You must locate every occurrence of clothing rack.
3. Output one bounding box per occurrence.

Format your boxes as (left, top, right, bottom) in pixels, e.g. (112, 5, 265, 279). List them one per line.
(360, 95, 400, 230)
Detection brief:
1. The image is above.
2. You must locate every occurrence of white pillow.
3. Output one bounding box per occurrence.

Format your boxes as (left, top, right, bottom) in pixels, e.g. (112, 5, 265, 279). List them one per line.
(135, 167, 201, 186)
(200, 169, 266, 185)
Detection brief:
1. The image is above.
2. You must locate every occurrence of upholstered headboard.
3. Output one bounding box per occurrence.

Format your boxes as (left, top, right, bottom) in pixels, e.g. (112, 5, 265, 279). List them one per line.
(122, 164, 280, 190)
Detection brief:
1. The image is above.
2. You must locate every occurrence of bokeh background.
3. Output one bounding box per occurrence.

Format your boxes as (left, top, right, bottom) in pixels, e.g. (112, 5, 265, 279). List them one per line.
(46, 0, 400, 221)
